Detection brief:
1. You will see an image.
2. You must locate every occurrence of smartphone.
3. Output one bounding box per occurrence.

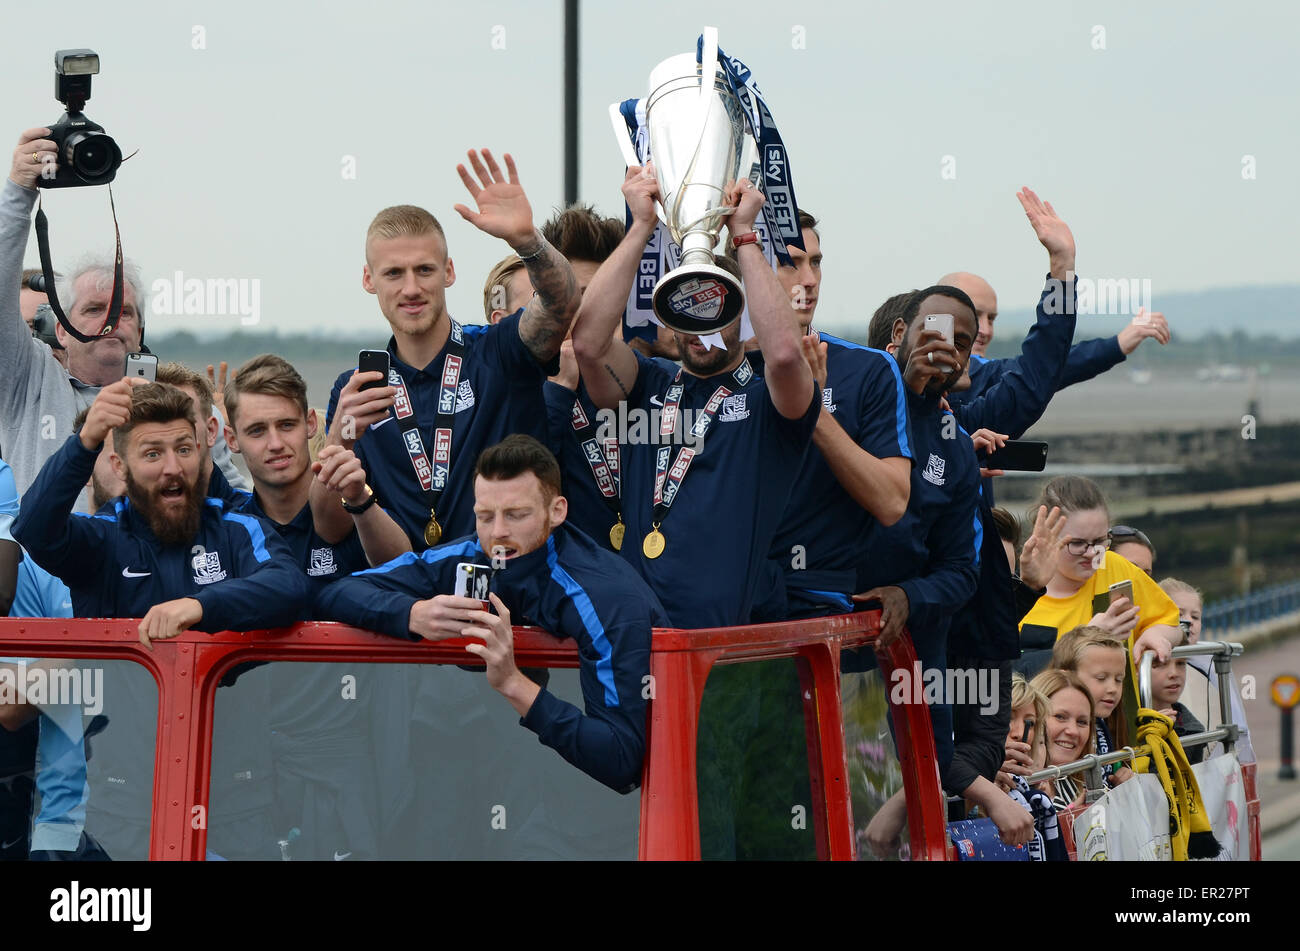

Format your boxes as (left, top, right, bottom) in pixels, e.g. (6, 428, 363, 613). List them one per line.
(923, 313, 954, 346)
(1092, 591, 1111, 617)
(124, 352, 158, 382)
(982, 440, 1049, 472)
(357, 350, 390, 391)
(1020, 720, 1033, 744)
(454, 562, 494, 610)
(1108, 579, 1134, 606)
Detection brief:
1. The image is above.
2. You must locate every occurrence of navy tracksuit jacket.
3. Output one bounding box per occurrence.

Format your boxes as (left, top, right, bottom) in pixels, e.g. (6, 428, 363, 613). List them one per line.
(314, 521, 668, 793)
(14, 434, 308, 630)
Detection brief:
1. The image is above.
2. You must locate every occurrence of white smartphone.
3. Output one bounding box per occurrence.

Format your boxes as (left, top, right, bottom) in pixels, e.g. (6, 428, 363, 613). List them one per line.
(124, 352, 158, 382)
(454, 562, 493, 609)
(923, 313, 954, 346)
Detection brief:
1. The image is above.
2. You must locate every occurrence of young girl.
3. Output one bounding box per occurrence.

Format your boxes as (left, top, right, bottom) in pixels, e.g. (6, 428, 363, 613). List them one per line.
(997, 674, 1067, 861)
(1159, 577, 1203, 644)
(1150, 653, 1206, 765)
(1051, 626, 1133, 785)
(1019, 477, 1182, 663)
(1030, 669, 1095, 811)
(997, 674, 1048, 792)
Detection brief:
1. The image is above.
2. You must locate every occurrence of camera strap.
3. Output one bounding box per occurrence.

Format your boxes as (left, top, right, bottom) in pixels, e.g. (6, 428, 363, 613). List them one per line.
(33, 185, 125, 343)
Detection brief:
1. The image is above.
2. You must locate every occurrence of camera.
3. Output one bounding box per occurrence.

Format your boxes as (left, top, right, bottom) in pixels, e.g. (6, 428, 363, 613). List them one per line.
(40, 49, 122, 189)
(31, 303, 61, 349)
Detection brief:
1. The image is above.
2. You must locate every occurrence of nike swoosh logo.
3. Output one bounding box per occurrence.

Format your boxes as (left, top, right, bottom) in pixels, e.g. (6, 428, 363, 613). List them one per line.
(333, 850, 352, 861)
(649, 395, 663, 406)
(122, 568, 151, 578)
(0, 836, 23, 850)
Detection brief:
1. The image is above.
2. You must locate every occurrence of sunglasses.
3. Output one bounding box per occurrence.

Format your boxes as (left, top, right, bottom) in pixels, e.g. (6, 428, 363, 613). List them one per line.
(1110, 524, 1153, 548)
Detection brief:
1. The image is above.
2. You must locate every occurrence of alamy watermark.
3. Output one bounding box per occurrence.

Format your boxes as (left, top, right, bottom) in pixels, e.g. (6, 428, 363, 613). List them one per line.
(150, 270, 261, 326)
(1044, 271, 1153, 317)
(890, 661, 999, 716)
(0, 660, 102, 716)
(593, 405, 708, 450)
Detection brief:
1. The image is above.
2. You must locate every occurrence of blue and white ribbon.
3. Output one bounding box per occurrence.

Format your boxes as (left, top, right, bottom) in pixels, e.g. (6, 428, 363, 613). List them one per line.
(615, 38, 802, 353)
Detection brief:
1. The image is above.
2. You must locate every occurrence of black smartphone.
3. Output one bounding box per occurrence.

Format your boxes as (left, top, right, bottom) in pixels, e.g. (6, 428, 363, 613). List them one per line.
(357, 350, 390, 391)
(982, 440, 1048, 472)
(1020, 720, 1032, 744)
(124, 352, 158, 382)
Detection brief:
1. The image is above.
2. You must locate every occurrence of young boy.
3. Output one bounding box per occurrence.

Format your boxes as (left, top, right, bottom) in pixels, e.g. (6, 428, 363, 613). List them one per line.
(1052, 626, 1133, 785)
(1150, 654, 1206, 765)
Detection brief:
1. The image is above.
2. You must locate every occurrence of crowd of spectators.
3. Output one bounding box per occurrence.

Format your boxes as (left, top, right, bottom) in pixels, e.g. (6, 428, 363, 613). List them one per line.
(1, 120, 1208, 861)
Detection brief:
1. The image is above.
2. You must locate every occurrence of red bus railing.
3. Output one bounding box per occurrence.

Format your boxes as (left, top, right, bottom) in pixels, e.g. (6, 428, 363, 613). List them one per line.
(0, 611, 947, 861)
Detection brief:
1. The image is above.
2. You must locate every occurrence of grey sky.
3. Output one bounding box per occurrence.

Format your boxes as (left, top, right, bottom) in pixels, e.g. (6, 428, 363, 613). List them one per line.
(4, 0, 1295, 341)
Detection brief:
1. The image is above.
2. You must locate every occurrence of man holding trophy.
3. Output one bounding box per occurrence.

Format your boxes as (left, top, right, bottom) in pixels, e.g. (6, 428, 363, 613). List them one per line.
(574, 26, 820, 631)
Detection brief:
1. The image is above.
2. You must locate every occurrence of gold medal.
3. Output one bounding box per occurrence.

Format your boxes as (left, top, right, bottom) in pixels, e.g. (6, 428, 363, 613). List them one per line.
(609, 517, 626, 551)
(642, 527, 666, 560)
(424, 513, 442, 547)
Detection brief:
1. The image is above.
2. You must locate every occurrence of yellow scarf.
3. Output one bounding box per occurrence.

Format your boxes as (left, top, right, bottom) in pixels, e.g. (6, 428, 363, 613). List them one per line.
(1131, 709, 1221, 860)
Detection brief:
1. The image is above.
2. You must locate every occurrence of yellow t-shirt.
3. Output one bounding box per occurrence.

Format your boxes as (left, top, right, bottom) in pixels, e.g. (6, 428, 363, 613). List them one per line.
(1019, 550, 1181, 645)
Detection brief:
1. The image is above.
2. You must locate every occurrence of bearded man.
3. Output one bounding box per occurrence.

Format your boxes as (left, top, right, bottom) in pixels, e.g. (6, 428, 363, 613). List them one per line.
(14, 378, 307, 648)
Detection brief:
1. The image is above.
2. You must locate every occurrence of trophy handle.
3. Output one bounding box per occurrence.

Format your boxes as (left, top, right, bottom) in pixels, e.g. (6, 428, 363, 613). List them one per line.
(608, 102, 643, 169)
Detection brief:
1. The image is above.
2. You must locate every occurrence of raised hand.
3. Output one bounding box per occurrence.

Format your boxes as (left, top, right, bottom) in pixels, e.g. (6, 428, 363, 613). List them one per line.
(1019, 504, 1066, 589)
(9, 127, 56, 190)
(1118, 307, 1171, 354)
(724, 178, 765, 235)
(80, 376, 149, 450)
(621, 163, 660, 231)
(453, 149, 536, 250)
(328, 370, 395, 451)
(205, 361, 230, 412)
(1016, 187, 1075, 279)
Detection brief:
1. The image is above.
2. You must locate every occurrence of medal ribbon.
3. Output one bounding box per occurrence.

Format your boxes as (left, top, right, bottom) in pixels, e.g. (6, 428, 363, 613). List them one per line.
(570, 395, 623, 523)
(390, 320, 466, 520)
(649, 359, 752, 528)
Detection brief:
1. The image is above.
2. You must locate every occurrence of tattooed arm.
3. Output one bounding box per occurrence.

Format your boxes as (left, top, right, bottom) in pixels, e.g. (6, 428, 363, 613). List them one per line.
(570, 166, 660, 411)
(516, 234, 581, 365)
(451, 147, 579, 366)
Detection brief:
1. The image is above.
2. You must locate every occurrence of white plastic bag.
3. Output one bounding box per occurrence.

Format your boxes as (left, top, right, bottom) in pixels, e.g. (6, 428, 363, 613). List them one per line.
(1191, 753, 1248, 861)
(1075, 773, 1173, 861)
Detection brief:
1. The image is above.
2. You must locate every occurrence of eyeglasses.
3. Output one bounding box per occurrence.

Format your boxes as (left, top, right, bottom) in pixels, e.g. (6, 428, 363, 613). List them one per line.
(1063, 533, 1112, 556)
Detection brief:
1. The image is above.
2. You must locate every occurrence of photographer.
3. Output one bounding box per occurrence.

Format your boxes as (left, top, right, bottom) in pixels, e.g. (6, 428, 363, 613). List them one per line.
(19, 268, 47, 333)
(0, 128, 147, 498)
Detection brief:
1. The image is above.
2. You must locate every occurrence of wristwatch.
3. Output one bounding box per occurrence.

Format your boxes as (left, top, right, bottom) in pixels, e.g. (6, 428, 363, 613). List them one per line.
(341, 485, 378, 515)
(731, 231, 760, 250)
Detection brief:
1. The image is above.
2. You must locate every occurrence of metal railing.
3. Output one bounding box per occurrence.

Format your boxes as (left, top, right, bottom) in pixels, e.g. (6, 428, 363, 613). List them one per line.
(1203, 580, 1300, 635)
(1025, 641, 1244, 792)
(0, 610, 943, 861)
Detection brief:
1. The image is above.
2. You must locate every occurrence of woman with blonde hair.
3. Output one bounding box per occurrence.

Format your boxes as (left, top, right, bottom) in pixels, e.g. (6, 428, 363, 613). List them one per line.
(1030, 668, 1096, 810)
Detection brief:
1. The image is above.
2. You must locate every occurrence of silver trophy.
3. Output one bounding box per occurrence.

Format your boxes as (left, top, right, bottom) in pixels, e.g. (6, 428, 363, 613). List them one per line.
(629, 28, 758, 335)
